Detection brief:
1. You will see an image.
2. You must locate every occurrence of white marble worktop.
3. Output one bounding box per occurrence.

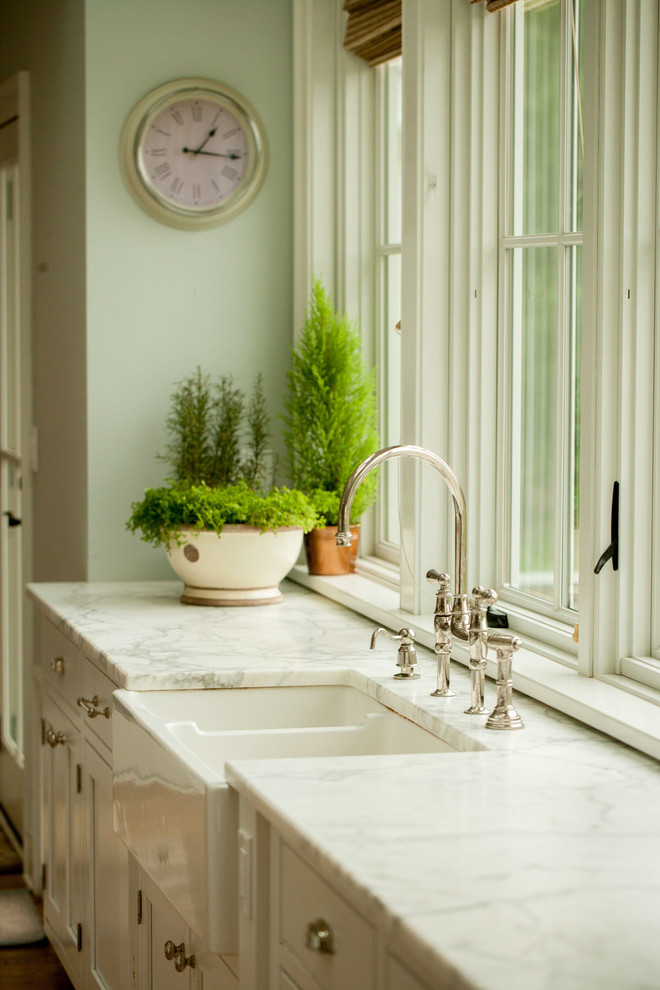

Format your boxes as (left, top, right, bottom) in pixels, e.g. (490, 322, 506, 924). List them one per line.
(27, 580, 660, 989)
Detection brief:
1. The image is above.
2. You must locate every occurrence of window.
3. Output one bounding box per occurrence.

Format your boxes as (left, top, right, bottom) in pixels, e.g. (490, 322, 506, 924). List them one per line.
(499, 0, 583, 623)
(293, 0, 660, 759)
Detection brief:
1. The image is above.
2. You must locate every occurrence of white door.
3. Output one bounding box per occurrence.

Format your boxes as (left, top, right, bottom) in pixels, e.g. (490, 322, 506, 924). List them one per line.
(0, 72, 32, 839)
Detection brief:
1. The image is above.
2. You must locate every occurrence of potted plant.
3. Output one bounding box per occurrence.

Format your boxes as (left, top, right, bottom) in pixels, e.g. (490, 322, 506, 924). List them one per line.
(283, 278, 379, 574)
(127, 368, 318, 605)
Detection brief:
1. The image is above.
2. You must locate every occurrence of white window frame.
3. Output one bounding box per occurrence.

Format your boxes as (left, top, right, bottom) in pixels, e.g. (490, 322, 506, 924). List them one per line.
(291, 0, 660, 763)
(498, 0, 582, 627)
(584, 1, 660, 698)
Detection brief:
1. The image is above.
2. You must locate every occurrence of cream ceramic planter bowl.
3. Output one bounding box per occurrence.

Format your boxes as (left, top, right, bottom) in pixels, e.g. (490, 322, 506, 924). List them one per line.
(166, 525, 303, 606)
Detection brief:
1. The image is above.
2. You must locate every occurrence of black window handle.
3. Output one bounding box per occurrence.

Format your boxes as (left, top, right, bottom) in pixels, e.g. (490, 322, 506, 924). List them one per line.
(594, 481, 618, 574)
(3, 511, 22, 528)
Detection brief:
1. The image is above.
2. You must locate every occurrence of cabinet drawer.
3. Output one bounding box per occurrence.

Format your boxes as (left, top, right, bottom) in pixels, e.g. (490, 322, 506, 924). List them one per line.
(78, 660, 115, 751)
(39, 619, 83, 708)
(279, 843, 376, 990)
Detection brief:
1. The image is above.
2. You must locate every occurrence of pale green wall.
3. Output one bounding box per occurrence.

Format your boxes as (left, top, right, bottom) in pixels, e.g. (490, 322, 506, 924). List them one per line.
(85, 0, 294, 579)
(0, 0, 294, 582)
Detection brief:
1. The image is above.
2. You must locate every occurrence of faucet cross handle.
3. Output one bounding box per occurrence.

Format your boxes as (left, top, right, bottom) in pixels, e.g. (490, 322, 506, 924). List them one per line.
(370, 627, 421, 680)
(471, 586, 497, 614)
(426, 571, 453, 620)
(426, 569, 451, 591)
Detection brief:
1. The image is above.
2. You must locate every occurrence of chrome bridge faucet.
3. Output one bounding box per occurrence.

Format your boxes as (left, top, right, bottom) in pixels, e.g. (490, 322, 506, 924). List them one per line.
(336, 444, 524, 730)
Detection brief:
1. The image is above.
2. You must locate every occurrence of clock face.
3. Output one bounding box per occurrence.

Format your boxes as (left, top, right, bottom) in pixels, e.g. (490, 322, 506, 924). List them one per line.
(138, 96, 251, 211)
(120, 79, 268, 229)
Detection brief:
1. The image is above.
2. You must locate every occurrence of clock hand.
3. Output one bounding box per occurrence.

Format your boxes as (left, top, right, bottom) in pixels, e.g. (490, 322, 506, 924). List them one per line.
(193, 127, 216, 154)
(181, 149, 243, 159)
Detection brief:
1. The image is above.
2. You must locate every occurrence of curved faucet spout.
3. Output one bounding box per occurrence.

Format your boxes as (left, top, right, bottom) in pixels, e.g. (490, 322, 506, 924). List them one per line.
(336, 444, 467, 603)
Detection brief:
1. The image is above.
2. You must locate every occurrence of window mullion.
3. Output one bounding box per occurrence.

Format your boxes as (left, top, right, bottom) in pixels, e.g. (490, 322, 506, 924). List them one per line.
(554, 244, 566, 614)
(654, 12, 660, 658)
(556, 0, 571, 614)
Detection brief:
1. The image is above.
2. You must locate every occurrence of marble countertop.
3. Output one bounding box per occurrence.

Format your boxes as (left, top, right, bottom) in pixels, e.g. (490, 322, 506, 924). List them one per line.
(28, 580, 660, 989)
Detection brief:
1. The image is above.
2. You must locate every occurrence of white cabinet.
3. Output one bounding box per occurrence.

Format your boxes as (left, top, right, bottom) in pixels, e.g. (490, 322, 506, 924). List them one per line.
(41, 690, 85, 985)
(238, 797, 443, 990)
(84, 741, 129, 989)
(35, 614, 129, 990)
(274, 842, 376, 990)
(130, 858, 239, 990)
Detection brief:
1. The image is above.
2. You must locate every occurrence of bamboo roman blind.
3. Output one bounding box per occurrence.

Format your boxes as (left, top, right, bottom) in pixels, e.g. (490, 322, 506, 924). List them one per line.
(342, 0, 402, 67)
(469, 0, 519, 11)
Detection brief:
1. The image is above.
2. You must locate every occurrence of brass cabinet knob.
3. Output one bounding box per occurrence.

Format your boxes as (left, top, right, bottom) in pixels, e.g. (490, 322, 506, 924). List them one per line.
(50, 656, 65, 674)
(305, 918, 335, 955)
(45, 728, 66, 748)
(164, 940, 195, 971)
(174, 947, 196, 972)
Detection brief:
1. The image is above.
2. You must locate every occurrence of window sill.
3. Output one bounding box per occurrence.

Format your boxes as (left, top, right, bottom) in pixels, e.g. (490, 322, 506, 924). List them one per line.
(288, 565, 660, 762)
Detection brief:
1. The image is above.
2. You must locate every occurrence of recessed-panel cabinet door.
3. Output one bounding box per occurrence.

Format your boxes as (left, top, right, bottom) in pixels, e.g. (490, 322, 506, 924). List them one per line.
(42, 692, 84, 984)
(84, 739, 129, 990)
(142, 883, 192, 990)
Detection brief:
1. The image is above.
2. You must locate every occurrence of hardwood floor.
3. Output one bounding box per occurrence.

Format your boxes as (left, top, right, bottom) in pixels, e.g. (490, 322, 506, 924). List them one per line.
(0, 830, 74, 989)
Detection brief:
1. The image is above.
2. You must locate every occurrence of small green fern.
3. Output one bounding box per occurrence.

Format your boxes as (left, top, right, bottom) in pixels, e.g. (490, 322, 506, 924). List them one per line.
(127, 482, 318, 547)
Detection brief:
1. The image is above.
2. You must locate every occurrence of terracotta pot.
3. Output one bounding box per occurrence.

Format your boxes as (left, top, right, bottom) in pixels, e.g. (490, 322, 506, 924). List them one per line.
(304, 525, 360, 575)
(166, 524, 303, 606)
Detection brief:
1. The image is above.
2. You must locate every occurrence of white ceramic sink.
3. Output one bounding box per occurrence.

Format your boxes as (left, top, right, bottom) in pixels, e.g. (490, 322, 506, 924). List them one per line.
(112, 683, 455, 953)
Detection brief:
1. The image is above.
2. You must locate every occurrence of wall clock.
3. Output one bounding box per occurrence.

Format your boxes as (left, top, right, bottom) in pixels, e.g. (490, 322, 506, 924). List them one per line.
(119, 77, 268, 230)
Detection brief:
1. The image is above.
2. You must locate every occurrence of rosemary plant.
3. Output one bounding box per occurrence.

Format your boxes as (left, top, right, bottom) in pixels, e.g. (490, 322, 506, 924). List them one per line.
(160, 367, 270, 488)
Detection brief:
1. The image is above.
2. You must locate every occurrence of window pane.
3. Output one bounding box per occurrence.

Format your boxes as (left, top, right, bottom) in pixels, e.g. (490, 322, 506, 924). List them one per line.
(568, 0, 584, 233)
(566, 245, 581, 610)
(509, 246, 558, 601)
(385, 59, 402, 245)
(513, 0, 560, 236)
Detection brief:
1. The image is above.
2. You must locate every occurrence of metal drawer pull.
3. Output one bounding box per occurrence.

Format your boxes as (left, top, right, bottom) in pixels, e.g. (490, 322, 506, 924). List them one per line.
(46, 728, 66, 748)
(164, 940, 195, 971)
(50, 657, 65, 674)
(305, 918, 335, 955)
(77, 696, 110, 719)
